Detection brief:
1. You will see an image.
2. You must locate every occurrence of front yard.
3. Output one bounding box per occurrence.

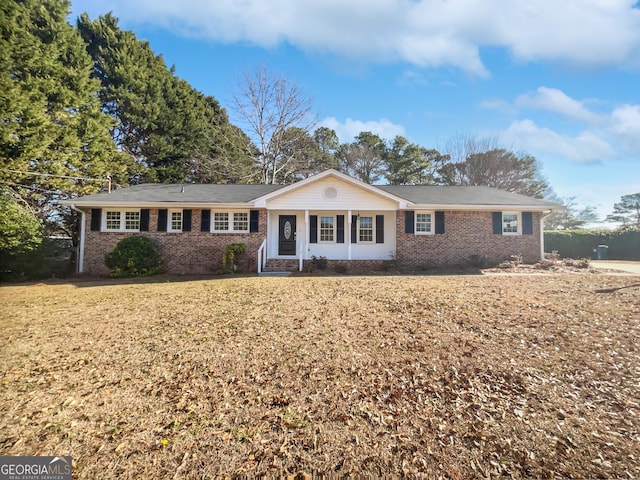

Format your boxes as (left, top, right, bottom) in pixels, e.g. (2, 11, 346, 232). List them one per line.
(1, 274, 638, 478)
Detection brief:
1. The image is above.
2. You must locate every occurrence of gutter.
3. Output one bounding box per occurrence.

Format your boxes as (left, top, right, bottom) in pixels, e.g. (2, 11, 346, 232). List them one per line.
(68, 204, 85, 274)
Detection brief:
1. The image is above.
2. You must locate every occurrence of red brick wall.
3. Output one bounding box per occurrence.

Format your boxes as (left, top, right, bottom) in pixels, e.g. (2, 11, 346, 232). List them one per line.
(395, 210, 542, 268)
(83, 208, 543, 275)
(83, 209, 267, 275)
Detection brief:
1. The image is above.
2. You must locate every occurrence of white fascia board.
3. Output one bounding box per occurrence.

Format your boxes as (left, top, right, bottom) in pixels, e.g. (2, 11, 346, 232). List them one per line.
(409, 204, 556, 212)
(60, 201, 254, 209)
(252, 169, 410, 208)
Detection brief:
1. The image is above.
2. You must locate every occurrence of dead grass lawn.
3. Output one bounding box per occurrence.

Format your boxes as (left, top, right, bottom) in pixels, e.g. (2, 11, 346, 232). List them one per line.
(1, 274, 639, 478)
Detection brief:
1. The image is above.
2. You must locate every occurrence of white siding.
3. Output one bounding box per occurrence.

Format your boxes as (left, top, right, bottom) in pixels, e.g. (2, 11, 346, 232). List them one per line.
(267, 210, 396, 260)
(266, 177, 398, 211)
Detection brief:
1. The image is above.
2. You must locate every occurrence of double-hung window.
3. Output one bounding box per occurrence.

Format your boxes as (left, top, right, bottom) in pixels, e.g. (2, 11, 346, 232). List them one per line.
(233, 212, 248, 231)
(168, 210, 183, 232)
(320, 216, 334, 242)
(502, 212, 520, 234)
(211, 211, 250, 232)
(415, 211, 433, 235)
(103, 210, 140, 232)
(213, 212, 229, 231)
(358, 216, 373, 242)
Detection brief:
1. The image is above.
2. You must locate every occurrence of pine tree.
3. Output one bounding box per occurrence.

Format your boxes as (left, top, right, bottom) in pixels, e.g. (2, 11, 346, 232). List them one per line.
(0, 0, 128, 224)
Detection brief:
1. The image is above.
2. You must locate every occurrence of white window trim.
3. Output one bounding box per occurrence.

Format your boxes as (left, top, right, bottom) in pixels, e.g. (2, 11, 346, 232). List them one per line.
(357, 215, 375, 244)
(102, 209, 141, 232)
(502, 211, 521, 235)
(319, 215, 335, 243)
(168, 209, 183, 233)
(210, 210, 250, 233)
(415, 210, 434, 235)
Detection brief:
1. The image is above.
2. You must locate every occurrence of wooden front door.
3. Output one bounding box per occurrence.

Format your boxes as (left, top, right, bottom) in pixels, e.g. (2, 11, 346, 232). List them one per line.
(278, 215, 297, 256)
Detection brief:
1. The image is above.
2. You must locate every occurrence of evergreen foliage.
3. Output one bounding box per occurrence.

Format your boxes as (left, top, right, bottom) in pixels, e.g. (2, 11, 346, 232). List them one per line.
(104, 236, 164, 277)
(77, 13, 254, 184)
(0, 0, 130, 224)
(0, 190, 43, 253)
(606, 193, 640, 227)
(220, 243, 247, 273)
(545, 229, 640, 260)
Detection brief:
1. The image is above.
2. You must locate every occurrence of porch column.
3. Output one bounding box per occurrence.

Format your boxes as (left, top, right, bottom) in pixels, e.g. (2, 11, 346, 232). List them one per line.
(347, 210, 352, 260)
(304, 210, 310, 260)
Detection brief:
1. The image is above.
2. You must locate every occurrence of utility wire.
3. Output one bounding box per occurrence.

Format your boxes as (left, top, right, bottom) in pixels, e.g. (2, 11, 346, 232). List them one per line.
(0, 168, 109, 183)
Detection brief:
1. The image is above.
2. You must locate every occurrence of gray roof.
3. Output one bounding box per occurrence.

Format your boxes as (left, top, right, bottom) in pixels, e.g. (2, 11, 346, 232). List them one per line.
(64, 181, 560, 210)
(378, 185, 560, 208)
(66, 183, 285, 205)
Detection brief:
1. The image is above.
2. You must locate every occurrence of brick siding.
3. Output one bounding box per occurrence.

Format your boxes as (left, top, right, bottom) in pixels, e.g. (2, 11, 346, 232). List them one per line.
(395, 210, 542, 269)
(83, 208, 543, 276)
(83, 209, 267, 275)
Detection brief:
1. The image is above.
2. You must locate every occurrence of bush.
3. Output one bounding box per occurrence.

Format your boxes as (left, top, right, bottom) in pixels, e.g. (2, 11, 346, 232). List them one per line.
(0, 237, 74, 282)
(221, 243, 246, 273)
(545, 229, 640, 260)
(104, 236, 164, 277)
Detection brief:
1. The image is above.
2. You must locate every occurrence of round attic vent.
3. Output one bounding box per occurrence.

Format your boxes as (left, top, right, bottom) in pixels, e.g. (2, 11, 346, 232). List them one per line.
(323, 187, 337, 200)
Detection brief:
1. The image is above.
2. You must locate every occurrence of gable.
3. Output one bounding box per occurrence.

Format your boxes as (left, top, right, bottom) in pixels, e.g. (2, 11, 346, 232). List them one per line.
(262, 176, 401, 211)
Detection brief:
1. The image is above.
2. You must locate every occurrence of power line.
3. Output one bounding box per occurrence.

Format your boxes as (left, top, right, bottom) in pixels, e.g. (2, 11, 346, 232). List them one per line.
(0, 168, 109, 183)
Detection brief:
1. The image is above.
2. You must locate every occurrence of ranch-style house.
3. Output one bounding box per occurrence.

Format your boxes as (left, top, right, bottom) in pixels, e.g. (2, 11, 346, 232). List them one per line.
(62, 169, 561, 275)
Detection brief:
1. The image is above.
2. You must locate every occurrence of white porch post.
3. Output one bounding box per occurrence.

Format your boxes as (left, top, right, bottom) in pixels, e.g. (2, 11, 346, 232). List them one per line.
(347, 210, 352, 260)
(304, 210, 309, 260)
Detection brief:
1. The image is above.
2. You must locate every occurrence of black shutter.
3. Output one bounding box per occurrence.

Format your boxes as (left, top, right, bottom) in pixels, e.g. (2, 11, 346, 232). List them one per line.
(375, 215, 384, 243)
(351, 215, 357, 243)
(310, 215, 318, 243)
(90, 208, 101, 231)
(140, 209, 150, 231)
(250, 210, 259, 233)
(492, 212, 502, 235)
(182, 209, 192, 231)
(201, 210, 210, 232)
(435, 211, 445, 234)
(158, 209, 168, 232)
(522, 212, 533, 235)
(405, 211, 414, 234)
(336, 215, 345, 243)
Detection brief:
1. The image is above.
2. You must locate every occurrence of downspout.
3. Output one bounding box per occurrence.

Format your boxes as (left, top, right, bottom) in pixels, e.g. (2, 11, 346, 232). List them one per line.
(69, 204, 85, 274)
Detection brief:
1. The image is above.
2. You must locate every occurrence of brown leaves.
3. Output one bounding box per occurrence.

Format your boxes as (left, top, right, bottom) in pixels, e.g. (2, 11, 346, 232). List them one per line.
(0, 275, 639, 478)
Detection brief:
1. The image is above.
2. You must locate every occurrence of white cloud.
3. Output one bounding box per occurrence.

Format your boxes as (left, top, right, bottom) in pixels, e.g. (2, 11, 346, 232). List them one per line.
(501, 119, 615, 163)
(488, 87, 640, 163)
(320, 117, 406, 143)
(516, 87, 601, 123)
(73, 0, 640, 75)
(609, 104, 640, 152)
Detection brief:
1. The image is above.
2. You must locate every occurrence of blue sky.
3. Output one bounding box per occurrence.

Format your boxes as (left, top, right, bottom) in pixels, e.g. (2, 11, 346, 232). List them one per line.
(69, 0, 640, 225)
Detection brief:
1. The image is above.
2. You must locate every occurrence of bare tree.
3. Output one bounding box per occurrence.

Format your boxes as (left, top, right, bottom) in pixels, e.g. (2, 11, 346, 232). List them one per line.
(229, 66, 316, 184)
(439, 132, 500, 164)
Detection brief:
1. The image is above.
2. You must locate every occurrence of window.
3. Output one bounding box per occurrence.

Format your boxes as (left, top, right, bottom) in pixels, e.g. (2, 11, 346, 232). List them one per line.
(233, 212, 248, 232)
(104, 210, 140, 232)
(105, 211, 121, 230)
(211, 211, 250, 232)
(213, 212, 229, 231)
(502, 212, 520, 234)
(320, 216, 334, 242)
(359, 216, 373, 242)
(169, 210, 182, 232)
(415, 212, 433, 234)
(125, 211, 140, 230)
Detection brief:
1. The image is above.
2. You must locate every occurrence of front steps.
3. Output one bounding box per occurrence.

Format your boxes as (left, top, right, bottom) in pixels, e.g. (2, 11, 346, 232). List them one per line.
(260, 259, 300, 275)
